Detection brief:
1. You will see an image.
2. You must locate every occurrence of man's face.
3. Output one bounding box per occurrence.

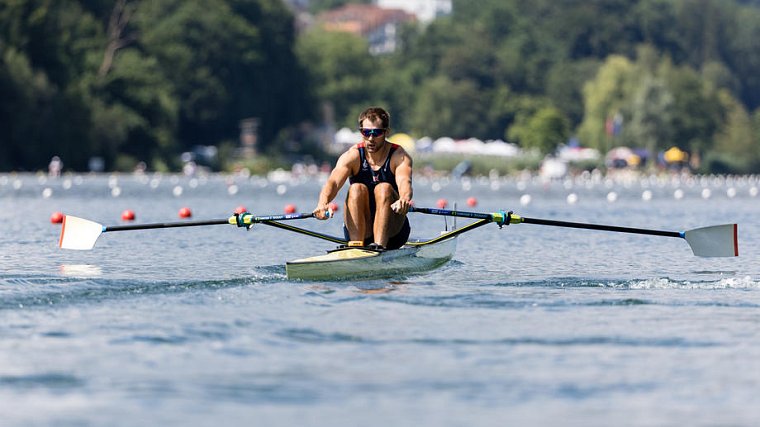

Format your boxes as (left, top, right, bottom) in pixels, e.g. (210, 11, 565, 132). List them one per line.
(360, 118, 387, 153)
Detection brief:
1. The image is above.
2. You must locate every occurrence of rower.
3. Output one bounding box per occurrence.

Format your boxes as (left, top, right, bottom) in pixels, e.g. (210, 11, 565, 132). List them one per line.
(313, 107, 413, 251)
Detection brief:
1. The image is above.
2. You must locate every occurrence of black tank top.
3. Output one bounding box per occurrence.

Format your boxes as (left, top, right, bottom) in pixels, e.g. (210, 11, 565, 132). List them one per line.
(349, 143, 400, 190)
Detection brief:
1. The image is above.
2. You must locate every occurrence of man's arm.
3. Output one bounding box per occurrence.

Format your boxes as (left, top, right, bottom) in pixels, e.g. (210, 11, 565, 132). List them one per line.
(391, 148, 413, 214)
(313, 148, 357, 219)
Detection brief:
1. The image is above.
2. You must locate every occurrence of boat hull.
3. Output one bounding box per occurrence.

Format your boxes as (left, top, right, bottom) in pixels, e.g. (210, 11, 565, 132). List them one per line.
(285, 237, 457, 281)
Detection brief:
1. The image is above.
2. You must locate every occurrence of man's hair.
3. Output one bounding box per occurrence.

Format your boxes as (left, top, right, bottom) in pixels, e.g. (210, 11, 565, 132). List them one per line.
(358, 107, 390, 129)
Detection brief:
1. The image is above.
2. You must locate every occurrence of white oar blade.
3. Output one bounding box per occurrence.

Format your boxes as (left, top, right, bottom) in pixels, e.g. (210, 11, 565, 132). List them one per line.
(684, 224, 738, 257)
(59, 215, 104, 250)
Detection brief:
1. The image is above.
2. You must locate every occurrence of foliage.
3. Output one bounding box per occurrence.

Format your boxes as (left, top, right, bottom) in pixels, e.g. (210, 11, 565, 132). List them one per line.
(2, 0, 760, 173)
(578, 55, 636, 153)
(508, 106, 571, 155)
(0, 0, 307, 171)
(296, 29, 376, 127)
(307, 0, 371, 14)
(415, 153, 543, 176)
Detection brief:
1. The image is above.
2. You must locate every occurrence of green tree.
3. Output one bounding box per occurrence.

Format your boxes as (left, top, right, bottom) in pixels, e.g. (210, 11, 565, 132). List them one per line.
(135, 1, 259, 148)
(296, 29, 377, 127)
(578, 55, 636, 152)
(308, 0, 371, 14)
(709, 90, 757, 172)
(89, 49, 178, 170)
(726, 4, 760, 110)
(408, 76, 489, 139)
(508, 106, 570, 155)
(0, 0, 104, 170)
(625, 76, 674, 167)
(0, 46, 55, 170)
(663, 63, 722, 158)
(545, 59, 602, 127)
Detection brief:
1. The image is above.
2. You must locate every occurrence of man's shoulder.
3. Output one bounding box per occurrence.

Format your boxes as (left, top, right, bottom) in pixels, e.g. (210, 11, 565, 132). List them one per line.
(390, 144, 412, 169)
(337, 144, 361, 165)
(391, 144, 411, 159)
(345, 144, 361, 157)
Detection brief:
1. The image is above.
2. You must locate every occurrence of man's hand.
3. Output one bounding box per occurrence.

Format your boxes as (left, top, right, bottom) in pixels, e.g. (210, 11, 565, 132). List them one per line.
(391, 198, 411, 215)
(313, 204, 332, 220)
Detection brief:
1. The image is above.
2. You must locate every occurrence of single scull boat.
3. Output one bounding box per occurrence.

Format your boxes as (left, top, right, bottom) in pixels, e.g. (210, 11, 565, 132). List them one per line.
(286, 236, 457, 281)
(57, 207, 739, 281)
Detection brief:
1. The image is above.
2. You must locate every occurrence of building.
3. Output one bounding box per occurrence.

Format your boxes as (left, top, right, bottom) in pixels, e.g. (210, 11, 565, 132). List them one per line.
(317, 4, 416, 55)
(375, 0, 452, 24)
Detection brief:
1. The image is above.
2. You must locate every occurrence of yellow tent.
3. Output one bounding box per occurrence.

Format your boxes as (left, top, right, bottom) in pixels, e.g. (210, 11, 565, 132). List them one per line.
(389, 133, 415, 152)
(664, 146, 688, 163)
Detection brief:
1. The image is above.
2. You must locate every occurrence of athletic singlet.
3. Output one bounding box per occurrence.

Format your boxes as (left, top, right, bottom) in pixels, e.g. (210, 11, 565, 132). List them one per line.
(344, 142, 409, 249)
(349, 143, 400, 190)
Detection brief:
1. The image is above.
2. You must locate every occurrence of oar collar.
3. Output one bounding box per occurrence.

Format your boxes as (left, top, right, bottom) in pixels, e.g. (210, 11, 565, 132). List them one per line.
(495, 210, 512, 228)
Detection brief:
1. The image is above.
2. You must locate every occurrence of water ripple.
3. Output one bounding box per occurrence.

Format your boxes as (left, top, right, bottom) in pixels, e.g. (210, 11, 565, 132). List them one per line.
(0, 373, 85, 390)
(484, 276, 760, 290)
(276, 327, 367, 343)
(274, 327, 718, 348)
(0, 272, 282, 311)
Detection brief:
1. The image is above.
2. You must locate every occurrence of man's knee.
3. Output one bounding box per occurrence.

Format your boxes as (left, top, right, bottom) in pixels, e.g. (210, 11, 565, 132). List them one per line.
(348, 183, 369, 201)
(373, 183, 397, 205)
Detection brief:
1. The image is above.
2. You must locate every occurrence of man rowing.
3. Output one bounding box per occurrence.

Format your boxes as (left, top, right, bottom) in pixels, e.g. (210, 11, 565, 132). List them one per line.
(313, 107, 413, 251)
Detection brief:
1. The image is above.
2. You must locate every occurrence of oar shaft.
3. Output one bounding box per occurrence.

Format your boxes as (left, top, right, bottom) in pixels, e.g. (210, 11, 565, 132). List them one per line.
(105, 219, 228, 232)
(259, 220, 347, 244)
(410, 206, 682, 238)
(520, 217, 681, 238)
(103, 212, 316, 233)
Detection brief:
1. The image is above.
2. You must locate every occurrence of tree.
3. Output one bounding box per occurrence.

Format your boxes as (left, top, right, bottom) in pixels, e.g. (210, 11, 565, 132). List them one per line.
(508, 106, 570, 155)
(135, 0, 307, 155)
(408, 76, 489, 139)
(726, 4, 760, 110)
(578, 55, 636, 152)
(709, 90, 757, 172)
(663, 63, 722, 158)
(625, 76, 674, 167)
(0, 0, 104, 170)
(0, 46, 55, 170)
(296, 29, 377, 127)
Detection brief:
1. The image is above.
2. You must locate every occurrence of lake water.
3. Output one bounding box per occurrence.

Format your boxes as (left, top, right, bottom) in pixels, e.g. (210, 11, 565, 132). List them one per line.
(1, 172, 759, 426)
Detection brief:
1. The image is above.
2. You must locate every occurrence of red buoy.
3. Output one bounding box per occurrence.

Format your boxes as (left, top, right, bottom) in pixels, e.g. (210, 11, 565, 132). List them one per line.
(233, 205, 247, 214)
(284, 204, 297, 214)
(50, 211, 64, 224)
(436, 198, 448, 209)
(178, 207, 192, 218)
(328, 202, 339, 212)
(121, 209, 136, 221)
(466, 197, 478, 207)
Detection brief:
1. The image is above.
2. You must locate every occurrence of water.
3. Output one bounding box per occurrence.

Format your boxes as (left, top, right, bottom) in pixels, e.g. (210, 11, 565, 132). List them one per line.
(1, 172, 759, 426)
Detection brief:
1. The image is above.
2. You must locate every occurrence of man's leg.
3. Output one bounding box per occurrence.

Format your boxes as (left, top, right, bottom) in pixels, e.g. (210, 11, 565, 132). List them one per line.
(344, 183, 372, 243)
(372, 183, 405, 247)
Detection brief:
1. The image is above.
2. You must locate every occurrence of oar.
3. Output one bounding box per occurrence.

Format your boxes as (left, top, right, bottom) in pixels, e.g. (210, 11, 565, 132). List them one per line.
(58, 212, 317, 250)
(258, 221, 347, 245)
(410, 206, 738, 257)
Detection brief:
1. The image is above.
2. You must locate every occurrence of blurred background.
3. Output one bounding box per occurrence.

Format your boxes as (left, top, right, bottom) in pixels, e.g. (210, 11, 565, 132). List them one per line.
(2, 0, 760, 177)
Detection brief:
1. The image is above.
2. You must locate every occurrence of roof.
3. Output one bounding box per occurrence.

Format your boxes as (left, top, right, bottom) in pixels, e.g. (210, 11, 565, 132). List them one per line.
(317, 4, 416, 36)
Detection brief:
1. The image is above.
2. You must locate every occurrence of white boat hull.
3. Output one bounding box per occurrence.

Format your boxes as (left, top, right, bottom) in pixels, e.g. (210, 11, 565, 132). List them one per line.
(285, 237, 457, 281)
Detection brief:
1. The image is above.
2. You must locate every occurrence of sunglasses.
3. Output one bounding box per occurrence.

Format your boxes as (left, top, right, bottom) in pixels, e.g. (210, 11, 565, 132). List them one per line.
(359, 128, 386, 138)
